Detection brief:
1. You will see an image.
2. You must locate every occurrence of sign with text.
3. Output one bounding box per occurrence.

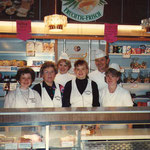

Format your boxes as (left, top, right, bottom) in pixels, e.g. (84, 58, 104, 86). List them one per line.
(62, 0, 107, 22)
(17, 20, 31, 33)
(104, 23, 118, 43)
(16, 20, 31, 41)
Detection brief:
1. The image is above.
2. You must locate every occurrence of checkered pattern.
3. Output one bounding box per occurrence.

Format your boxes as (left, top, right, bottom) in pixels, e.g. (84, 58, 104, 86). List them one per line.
(82, 140, 150, 150)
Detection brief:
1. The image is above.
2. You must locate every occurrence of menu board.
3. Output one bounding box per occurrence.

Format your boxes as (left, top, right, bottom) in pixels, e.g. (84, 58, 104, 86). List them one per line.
(0, 0, 38, 20)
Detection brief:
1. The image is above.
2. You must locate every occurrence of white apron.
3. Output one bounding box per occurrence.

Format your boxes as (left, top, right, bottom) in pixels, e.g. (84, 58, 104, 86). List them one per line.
(100, 86, 133, 129)
(40, 83, 62, 107)
(55, 73, 75, 87)
(70, 79, 93, 107)
(88, 70, 107, 91)
(12, 87, 37, 108)
(100, 85, 133, 107)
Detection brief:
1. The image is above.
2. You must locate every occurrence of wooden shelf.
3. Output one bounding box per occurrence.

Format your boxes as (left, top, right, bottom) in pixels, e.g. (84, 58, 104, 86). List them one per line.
(109, 53, 150, 56)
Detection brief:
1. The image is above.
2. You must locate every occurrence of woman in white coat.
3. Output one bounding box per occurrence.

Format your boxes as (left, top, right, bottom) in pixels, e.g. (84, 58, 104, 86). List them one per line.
(55, 52, 75, 87)
(100, 63, 133, 107)
(4, 67, 42, 108)
(33, 61, 64, 107)
(100, 63, 133, 129)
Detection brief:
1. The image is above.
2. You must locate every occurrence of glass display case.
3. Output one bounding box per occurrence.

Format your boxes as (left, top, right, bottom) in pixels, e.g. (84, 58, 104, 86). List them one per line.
(0, 107, 150, 150)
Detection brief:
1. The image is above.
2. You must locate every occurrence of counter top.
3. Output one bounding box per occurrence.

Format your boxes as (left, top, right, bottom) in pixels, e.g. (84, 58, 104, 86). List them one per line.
(0, 107, 150, 126)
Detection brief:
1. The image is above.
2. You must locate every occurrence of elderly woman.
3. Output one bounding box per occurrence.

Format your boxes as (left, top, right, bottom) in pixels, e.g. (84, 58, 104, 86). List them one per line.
(100, 63, 133, 107)
(55, 52, 75, 87)
(33, 61, 64, 107)
(4, 67, 42, 108)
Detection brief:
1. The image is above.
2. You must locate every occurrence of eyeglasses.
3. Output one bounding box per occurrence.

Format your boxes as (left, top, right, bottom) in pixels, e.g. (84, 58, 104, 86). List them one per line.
(43, 70, 55, 75)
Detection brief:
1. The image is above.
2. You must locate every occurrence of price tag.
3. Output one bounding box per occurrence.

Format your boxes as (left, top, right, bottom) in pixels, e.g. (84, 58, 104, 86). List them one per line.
(5, 143, 17, 149)
(132, 69, 140, 73)
(32, 142, 45, 149)
(130, 83, 138, 88)
(11, 66, 18, 71)
(61, 141, 74, 147)
(18, 143, 31, 149)
(122, 53, 131, 58)
(100, 40, 106, 45)
(147, 101, 150, 106)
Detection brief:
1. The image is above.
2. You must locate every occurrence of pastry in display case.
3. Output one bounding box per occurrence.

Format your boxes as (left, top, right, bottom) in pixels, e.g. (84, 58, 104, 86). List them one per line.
(0, 126, 45, 149)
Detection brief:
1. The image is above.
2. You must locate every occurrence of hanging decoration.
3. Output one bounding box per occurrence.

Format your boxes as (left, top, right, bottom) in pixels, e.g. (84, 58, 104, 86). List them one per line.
(104, 23, 118, 43)
(16, 20, 31, 41)
(61, 0, 107, 22)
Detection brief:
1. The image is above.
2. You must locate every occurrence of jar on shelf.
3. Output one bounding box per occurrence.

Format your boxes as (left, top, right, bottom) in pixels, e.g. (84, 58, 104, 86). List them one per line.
(10, 76, 17, 91)
(3, 75, 10, 92)
(113, 45, 118, 53)
(122, 46, 127, 54)
(109, 45, 113, 53)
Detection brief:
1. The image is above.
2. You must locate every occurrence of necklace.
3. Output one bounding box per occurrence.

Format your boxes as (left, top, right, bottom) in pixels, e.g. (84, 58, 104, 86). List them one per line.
(20, 88, 29, 104)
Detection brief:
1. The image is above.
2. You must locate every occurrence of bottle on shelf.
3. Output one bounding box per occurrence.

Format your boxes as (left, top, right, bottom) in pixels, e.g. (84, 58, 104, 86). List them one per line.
(0, 72, 2, 83)
(3, 75, 10, 94)
(10, 75, 17, 91)
(122, 72, 127, 83)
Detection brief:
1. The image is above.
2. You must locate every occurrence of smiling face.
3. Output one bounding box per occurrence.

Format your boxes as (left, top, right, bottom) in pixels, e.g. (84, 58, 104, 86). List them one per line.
(95, 56, 109, 72)
(42, 67, 56, 86)
(74, 64, 88, 80)
(105, 73, 119, 86)
(58, 61, 69, 74)
(19, 73, 32, 89)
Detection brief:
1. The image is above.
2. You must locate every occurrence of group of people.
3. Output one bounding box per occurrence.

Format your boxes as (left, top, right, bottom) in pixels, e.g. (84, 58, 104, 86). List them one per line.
(4, 49, 133, 108)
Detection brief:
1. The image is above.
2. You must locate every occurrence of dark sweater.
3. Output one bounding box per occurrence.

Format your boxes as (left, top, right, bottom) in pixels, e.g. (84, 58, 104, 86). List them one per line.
(33, 81, 64, 100)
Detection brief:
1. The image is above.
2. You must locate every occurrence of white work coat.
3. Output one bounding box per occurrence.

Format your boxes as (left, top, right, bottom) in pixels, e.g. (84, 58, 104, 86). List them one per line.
(70, 79, 93, 107)
(4, 87, 42, 108)
(55, 73, 75, 87)
(88, 70, 107, 91)
(100, 85, 133, 107)
(100, 85, 133, 129)
(40, 83, 62, 107)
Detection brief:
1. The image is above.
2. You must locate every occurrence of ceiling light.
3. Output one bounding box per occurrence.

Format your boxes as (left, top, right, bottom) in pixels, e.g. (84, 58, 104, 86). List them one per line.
(44, 0, 67, 31)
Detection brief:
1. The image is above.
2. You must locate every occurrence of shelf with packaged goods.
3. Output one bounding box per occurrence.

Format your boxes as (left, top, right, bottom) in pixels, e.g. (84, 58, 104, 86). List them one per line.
(109, 53, 150, 57)
(0, 78, 42, 86)
(122, 83, 150, 93)
(0, 66, 41, 72)
(0, 51, 25, 56)
(133, 98, 150, 104)
(120, 68, 150, 72)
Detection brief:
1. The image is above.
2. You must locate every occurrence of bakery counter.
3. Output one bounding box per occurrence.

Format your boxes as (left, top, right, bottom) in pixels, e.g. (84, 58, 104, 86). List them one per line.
(0, 107, 150, 150)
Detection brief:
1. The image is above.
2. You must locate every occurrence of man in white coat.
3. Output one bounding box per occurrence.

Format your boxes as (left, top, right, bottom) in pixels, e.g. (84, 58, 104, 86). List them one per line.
(88, 49, 110, 91)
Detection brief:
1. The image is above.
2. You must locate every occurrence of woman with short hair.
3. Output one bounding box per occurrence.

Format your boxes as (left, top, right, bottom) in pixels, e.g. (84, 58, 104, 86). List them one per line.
(100, 63, 133, 107)
(4, 67, 42, 108)
(33, 61, 64, 107)
(55, 52, 75, 87)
